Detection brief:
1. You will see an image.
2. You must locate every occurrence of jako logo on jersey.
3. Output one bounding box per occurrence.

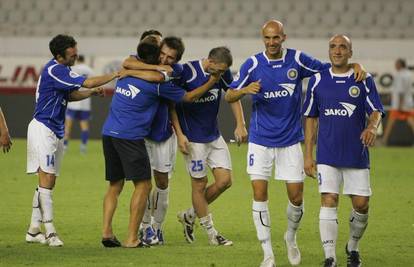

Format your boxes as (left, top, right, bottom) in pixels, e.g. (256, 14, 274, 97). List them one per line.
(287, 68, 298, 80)
(324, 102, 356, 117)
(264, 83, 295, 99)
(195, 88, 219, 103)
(116, 84, 141, 99)
(349, 86, 360, 98)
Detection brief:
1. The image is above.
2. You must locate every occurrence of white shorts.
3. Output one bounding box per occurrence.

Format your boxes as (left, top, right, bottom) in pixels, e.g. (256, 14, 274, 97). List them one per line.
(27, 119, 64, 176)
(184, 136, 232, 179)
(247, 142, 304, 182)
(145, 133, 177, 175)
(317, 164, 372, 196)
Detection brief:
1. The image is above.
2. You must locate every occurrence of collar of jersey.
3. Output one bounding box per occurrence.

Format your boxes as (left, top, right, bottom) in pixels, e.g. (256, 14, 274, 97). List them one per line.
(262, 49, 287, 64)
(198, 59, 210, 77)
(329, 67, 354, 78)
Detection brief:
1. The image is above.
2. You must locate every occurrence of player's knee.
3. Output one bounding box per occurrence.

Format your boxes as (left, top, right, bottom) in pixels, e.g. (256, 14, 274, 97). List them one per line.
(353, 203, 369, 214)
(218, 177, 232, 191)
(154, 172, 169, 189)
(321, 193, 338, 207)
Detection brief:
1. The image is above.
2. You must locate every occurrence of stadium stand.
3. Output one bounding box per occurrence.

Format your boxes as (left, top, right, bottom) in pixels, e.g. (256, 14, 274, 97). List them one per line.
(0, 0, 413, 38)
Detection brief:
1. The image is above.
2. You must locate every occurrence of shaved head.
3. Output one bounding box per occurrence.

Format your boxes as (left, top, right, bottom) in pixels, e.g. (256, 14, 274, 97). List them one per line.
(262, 20, 284, 35)
(261, 19, 286, 59)
(329, 34, 352, 50)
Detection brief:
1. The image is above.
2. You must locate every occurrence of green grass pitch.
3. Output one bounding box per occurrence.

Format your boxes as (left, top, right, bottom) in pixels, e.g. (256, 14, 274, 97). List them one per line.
(0, 140, 413, 266)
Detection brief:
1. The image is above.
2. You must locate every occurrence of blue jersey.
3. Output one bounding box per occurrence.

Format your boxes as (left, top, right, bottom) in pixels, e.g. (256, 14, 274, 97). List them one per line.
(102, 76, 185, 140)
(34, 59, 86, 138)
(147, 63, 184, 142)
(176, 60, 233, 143)
(229, 49, 330, 147)
(303, 69, 384, 169)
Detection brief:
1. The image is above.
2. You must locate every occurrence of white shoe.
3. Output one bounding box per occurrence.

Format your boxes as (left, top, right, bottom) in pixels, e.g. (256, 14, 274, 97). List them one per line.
(26, 232, 47, 244)
(142, 226, 159, 245)
(260, 256, 276, 267)
(208, 233, 233, 246)
(177, 211, 195, 243)
(46, 233, 64, 247)
(284, 232, 301, 265)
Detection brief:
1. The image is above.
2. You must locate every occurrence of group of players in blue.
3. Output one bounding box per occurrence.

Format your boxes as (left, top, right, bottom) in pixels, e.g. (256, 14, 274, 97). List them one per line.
(25, 19, 383, 267)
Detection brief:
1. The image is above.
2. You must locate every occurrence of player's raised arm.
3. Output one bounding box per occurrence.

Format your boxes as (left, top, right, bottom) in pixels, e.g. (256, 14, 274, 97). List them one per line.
(119, 69, 164, 82)
(182, 74, 220, 102)
(69, 87, 105, 101)
(225, 81, 261, 103)
(82, 71, 121, 88)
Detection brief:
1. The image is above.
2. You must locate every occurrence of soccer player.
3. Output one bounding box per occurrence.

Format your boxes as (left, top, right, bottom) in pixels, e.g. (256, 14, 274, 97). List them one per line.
(382, 58, 414, 145)
(102, 36, 225, 248)
(175, 47, 248, 246)
(25, 34, 121, 247)
(64, 55, 95, 153)
(303, 34, 384, 267)
(225, 20, 366, 267)
(0, 106, 12, 153)
(122, 35, 187, 245)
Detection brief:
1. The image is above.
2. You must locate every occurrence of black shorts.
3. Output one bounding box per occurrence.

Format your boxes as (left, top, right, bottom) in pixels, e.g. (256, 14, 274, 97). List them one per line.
(102, 135, 151, 182)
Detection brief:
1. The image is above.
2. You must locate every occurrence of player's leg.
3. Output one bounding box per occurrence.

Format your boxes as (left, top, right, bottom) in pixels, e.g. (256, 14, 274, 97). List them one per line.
(177, 142, 208, 243)
(248, 143, 275, 266)
(406, 114, 414, 136)
(116, 138, 152, 248)
(124, 179, 152, 247)
(204, 136, 232, 204)
(101, 135, 125, 247)
(26, 119, 64, 247)
(79, 118, 89, 153)
(318, 164, 342, 267)
(150, 135, 177, 244)
(343, 168, 371, 267)
(275, 143, 304, 265)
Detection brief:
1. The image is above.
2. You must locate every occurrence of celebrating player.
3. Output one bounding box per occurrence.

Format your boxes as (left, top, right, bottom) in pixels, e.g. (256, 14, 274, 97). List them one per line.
(303, 34, 384, 267)
(26, 34, 121, 247)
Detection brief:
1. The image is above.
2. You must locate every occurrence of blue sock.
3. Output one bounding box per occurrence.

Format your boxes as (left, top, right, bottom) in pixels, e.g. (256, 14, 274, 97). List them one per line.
(81, 130, 89, 146)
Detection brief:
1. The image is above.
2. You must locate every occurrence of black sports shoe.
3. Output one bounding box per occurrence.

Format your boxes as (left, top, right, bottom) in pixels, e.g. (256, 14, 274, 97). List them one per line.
(101, 236, 121, 247)
(177, 211, 195, 243)
(323, 257, 337, 267)
(208, 233, 233, 246)
(346, 244, 362, 267)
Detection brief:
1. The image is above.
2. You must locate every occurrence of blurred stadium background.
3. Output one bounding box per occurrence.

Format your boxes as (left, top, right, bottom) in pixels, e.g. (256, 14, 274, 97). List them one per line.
(0, 0, 413, 145)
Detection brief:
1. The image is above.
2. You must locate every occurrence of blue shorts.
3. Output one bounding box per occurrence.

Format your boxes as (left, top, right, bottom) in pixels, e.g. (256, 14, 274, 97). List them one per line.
(66, 109, 91, 120)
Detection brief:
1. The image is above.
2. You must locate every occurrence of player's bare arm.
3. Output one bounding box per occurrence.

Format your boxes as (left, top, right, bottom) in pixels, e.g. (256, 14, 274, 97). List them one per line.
(229, 101, 248, 145)
(0, 107, 12, 153)
(82, 71, 121, 88)
(119, 69, 164, 82)
(122, 56, 173, 74)
(69, 87, 105, 101)
(304, 117, 318, 178)
(225, 80, 261, 103)
(182, 74, 221, 102)
(360, 111, 382, 147)
(169, 103, 189, 155)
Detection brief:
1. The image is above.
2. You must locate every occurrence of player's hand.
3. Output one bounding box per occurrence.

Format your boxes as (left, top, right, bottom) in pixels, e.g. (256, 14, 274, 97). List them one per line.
(234, 125, 248, 146)
(156, 65, 173, 75)
(177, 134, 190, 155)
(304, 156, 316, 178)
(360, 125, 377, 146)
(353, 63, 367, 82)
(92, 87, 105, 97)
(0, 131, 12, 153)
(242, 80, 261, 95)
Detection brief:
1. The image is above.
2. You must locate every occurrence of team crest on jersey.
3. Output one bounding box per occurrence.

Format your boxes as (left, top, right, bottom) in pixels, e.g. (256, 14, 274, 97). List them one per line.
(348, 86, 360, 98)
(69, 71, 80, 78)
(287, 68, 298, 80)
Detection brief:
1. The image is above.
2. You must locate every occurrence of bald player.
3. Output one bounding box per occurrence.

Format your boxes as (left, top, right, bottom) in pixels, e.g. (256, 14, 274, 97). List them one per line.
(303, 35, 383, 267)
(225, 21, 366, 267)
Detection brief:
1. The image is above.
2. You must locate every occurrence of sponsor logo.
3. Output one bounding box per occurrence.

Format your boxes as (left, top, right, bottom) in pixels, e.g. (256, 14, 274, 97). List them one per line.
(349, 86, 360, 98)
(233, 71, 240, 82)
(287, 68, 298, 80)
(263, 83, 295, 99)
(324, 102, 356, 117)
(116, 84, 141, 99)
(195, 88, 219, 103)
